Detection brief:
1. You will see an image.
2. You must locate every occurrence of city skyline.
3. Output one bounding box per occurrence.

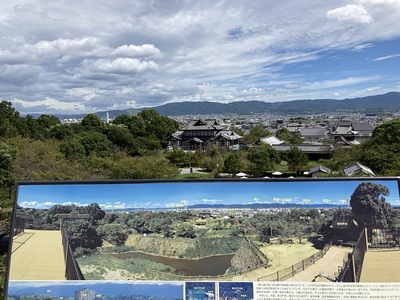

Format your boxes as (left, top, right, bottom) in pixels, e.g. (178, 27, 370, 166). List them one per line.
(16, 179, 400, 210)
(1, 1, 400, 115)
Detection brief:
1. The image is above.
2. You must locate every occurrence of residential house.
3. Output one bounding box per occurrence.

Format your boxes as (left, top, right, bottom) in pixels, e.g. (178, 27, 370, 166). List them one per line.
(168, 119, 242, 151)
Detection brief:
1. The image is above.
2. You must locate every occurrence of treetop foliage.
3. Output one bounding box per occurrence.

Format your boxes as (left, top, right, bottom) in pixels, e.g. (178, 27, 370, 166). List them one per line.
(350, 182, 392, 229)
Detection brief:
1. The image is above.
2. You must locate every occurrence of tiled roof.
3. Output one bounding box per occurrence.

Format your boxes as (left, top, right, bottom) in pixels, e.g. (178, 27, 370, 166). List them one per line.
(260, 136, 284, 145)
(344, 162, 375, 176)
(185, 119, 224, 130)
(352, 122, 374, 132)
(299, 128, 328, 137)
(171, 131, 184, 139)
(309, 165, 331, 174)
(218, 131, 242, 141)
(272, 144, 333, 153)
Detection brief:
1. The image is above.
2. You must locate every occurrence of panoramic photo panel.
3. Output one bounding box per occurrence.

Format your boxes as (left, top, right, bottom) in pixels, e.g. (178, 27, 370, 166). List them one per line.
(7, 280, 184, 300)
(8, 178, 400, 286)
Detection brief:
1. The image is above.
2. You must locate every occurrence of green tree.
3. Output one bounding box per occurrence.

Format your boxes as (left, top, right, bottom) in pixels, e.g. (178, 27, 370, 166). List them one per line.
(323, 146, 361, 173)
(137, 109, 179, 147)
(224, 152, 242, 176)
(0, 143, 17, 199)
(60, 139, 87, 161)
(49, 124, 74, 140)
(369, 119, 400, 145)
(81, 114, 103, 130)
(37, 114, 61, 129)
(79, 203, 106, 225)
(96, 224, 128, 246)
(10, 137, 102, 181)
(77, 131, 114, 157)
(242, 125, 271, 145)
(276, 127, 303, 144)
(285, 146, 308, 174)
(165, 149, 191, 167)
(247, 145, 279, 177)
(0, 101, 21, 137)
(64, 220, 102, 250)
(356, 119, 400, 175)
(103, 125, 135, 152)
(24, 115, 46, 140)
(108, 154, 180, 179)
(176, 223, 196, 238)
(350, 182, 392, 229)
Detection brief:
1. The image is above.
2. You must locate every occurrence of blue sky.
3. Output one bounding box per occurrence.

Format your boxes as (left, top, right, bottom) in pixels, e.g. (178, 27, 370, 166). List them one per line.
(1, 1, 400, 115)
(16, 179, 400, 210)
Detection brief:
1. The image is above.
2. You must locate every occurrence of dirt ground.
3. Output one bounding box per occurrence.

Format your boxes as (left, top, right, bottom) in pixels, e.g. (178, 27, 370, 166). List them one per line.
(228, 241, 320, 281)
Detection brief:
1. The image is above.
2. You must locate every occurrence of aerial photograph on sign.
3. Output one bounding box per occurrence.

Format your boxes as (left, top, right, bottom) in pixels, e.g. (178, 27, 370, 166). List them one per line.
(9, 179, 400, 285)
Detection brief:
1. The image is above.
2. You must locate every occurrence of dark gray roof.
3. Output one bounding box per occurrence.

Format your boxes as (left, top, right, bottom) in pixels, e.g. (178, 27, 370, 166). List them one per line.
(344, 162, 375, 176)
(185, 119, 224, 130)
(337, 121, 352, 126)
(187, 137, 204, 143)
(309, 165, 331, 174)
(272, 144, 333, 153)
(171, 131, 184, 140)
(299, 128, 328, 137)
(216, 130, 242, 141)
(352, 122, 374, 132)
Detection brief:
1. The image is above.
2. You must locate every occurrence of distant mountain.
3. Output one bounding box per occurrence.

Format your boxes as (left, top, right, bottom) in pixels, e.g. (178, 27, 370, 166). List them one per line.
(35, 92, 400, 119)
(109, 202, 340, 211)
(187, 203, 339, 209)
(146, 92, 400, 116)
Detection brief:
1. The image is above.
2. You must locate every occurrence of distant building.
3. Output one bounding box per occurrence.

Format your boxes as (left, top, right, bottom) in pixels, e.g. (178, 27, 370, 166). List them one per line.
(308, 165, 331, 178)
(298, 128, 328, 143)
(259, 136, 284, 146)
(75, 288, 95, 300)
(352, 122, 374, 141)
(344, 162, 375, 177)
(330, 121, 374, 144)
(271, 144, 333, 160)
(168, 119, 242, 151)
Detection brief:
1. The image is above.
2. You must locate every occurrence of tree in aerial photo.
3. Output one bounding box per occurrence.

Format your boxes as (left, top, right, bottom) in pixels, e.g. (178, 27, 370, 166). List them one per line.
(350, 182, 392, 230)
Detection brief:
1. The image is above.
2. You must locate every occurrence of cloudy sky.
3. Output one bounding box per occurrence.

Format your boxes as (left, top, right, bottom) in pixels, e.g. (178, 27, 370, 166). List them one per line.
(1, 0, 400, 115)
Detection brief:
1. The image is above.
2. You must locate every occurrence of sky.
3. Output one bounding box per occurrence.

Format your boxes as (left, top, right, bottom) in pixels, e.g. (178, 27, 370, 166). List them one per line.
(1, 0, 400, 115)
(16, 179, 400, 210)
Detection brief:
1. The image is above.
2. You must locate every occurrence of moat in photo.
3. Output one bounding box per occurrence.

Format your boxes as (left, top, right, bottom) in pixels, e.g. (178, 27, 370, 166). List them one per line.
(110, 251, 235, 276)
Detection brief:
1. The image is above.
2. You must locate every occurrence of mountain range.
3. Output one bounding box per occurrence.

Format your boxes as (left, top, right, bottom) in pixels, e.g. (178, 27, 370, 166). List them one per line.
(51, 91, 400, 119)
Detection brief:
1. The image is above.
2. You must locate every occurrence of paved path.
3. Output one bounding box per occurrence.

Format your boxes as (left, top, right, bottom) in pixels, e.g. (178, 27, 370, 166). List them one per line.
(9, 229, 65, 280)
(360, 249, 400, 282)
(285, 246, 351, 282)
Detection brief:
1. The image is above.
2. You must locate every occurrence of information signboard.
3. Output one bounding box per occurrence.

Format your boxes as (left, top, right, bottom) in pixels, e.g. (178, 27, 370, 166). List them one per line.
(6, 178, 400, 299)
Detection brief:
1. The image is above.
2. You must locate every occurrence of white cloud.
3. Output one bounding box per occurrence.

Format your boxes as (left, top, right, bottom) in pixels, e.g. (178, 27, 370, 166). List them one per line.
(308, 76, 378, 89)
(372, 53, 400, 61)
(327, 4, 374, 24)
(353, 43, 373, 51)
(88, 58, 159, 74)
(112, 44, 161, 58)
